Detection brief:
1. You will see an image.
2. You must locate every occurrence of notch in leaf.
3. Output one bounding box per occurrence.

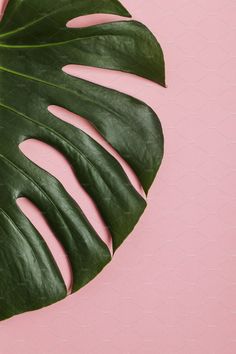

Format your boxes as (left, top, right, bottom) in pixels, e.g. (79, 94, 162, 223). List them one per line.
(0, 0, 165, 321)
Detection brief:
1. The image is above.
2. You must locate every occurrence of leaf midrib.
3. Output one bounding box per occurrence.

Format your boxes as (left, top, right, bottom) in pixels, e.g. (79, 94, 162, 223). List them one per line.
(0, 11, 58, 39)
(0, 208, 48, 272)
(0, 153, 75, 255)
(0, 64, 128, 128)
(0, 102, 118, 198)
(0, 32, 118, 48)
(0, 1, 130, 40)
(0, 2, 93, 40)
(0, 65, 157, 145)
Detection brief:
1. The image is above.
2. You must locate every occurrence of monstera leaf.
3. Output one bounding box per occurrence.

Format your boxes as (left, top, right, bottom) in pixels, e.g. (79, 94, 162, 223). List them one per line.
(0, 0, 165, 320)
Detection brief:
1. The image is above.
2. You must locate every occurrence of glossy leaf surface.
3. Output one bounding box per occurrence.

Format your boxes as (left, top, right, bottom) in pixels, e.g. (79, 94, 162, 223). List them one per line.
(0, 0, 165, 320)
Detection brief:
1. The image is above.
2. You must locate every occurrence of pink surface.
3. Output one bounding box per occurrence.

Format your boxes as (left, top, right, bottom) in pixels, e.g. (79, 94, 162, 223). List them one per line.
(0, 0, 236, 353)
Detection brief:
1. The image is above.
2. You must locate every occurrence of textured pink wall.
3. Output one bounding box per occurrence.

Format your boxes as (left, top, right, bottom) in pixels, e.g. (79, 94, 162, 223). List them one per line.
(0, 0, 236, 353)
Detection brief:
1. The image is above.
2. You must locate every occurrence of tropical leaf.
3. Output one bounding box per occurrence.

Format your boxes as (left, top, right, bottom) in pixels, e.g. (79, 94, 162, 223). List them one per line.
(0, 0, 165, 320)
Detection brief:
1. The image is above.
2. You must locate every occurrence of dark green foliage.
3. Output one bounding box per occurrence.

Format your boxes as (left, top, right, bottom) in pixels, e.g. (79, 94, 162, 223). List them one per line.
(0, 0, 165, 320)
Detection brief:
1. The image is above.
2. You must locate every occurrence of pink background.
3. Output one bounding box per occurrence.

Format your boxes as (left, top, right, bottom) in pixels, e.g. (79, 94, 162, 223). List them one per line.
(0, 0, 236, 353)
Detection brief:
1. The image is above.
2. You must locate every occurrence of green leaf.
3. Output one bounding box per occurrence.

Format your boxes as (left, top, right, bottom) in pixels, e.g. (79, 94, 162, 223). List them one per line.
(0, 0, 165, 320)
